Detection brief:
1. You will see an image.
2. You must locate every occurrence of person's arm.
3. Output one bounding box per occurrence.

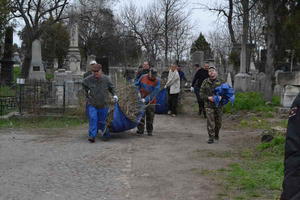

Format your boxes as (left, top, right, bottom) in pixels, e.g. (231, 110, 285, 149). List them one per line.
(191, 70, 199, 87)
(107, 77, 116, 96)
(200, 79, 209, 101)
(182, 72, 187, 82)
(165, 72, 179, 87)
(82, 78, 90, 99)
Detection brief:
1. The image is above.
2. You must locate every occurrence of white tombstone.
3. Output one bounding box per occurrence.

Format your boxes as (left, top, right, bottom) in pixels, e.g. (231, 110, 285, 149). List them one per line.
(191, 51, 204, 67)
(53, 58, 58, 70)
(234, 73, 251, 92)
(66, 23, 82, 75)
(282, 85, 300, 107)
(226, 72, 233, 87)
(28, 39, 46, 81)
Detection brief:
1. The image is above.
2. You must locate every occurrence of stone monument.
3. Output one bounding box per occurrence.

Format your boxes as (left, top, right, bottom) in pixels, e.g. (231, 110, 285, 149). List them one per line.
(191, 51, 204, 67)
(66, 22, 82, 75)
(28, 39, 46, 81)
(234, 44, 251, 92)
(276, 71, 300, 107)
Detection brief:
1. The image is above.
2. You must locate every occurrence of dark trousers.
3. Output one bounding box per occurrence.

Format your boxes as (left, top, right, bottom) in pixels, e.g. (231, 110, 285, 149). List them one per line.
(194, 87, 205, 115)
(137, 104, 155, 133)
(168, 93, 179, 115)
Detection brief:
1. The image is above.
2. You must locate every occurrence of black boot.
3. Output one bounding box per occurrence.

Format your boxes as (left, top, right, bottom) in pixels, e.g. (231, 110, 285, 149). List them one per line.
(207, 137, 214, 144)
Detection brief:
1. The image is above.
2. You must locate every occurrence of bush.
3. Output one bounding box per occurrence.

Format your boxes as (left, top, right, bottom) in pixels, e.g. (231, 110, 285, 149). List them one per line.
(224, 92, 280, 113)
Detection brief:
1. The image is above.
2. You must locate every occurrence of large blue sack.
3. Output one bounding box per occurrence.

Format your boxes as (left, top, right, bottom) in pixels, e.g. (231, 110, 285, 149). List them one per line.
(155, 88, 168, 114)
(110, 103, 144, 133)
(213, 83, 235, 107)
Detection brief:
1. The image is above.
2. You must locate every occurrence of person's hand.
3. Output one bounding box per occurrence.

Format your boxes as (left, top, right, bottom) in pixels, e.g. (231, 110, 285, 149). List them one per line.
(113, 95, 118, 102)
(208, 96, 214, 102)
(190, 87, 194, 92)
(184, 82, 188, 87)
(141, 98, 146, 103)
(164, 85, 167, 89)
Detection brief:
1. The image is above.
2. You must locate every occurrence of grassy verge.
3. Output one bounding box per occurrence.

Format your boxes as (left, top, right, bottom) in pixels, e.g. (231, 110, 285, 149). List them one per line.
(0, 116, 87, 129)
(217, 135, 284, 200)
(224, 92, 280, 113)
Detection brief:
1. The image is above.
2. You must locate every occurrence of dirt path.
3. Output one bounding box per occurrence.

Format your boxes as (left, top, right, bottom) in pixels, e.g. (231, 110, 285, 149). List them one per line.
(0, 96, 259, 200)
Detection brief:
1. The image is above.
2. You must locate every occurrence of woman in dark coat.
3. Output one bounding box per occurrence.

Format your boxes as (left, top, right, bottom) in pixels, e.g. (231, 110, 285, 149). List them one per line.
(281, 93, 300, 200)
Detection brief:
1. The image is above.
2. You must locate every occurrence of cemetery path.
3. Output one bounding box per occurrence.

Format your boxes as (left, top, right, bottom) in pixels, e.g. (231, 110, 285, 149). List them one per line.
(0, 111, 259, 200)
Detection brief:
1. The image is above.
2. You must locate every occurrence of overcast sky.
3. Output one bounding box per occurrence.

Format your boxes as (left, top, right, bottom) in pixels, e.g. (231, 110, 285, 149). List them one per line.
(114, 0, 219, 37)
(14, 0, 219, 46)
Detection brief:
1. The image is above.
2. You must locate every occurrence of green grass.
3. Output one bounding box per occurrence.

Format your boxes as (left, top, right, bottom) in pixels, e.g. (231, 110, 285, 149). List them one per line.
(218, 136, 284, 199)
(0, 116, 87, 128)
(46, 73, 54, 81)
(0, 85, 16, 96)
(224, 92, 280, 113)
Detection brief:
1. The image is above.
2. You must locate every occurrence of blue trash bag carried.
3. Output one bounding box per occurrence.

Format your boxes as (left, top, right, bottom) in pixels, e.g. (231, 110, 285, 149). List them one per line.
(213, 83, 235, 107)
(109, 102, 145, 133)
(155, 88, 168, 114)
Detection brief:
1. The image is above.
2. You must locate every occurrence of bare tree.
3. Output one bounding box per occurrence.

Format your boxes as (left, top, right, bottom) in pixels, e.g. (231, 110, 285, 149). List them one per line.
(10, 0, 69, 78)
(159, 0, 187, 67)
(121, 2, 163, 65)
(170, 18, 192, 62)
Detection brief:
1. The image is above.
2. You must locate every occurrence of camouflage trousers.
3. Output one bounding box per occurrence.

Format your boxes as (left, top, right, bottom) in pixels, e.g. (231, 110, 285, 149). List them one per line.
(205, 107, 223, 138)
(137, 104, 155, 133)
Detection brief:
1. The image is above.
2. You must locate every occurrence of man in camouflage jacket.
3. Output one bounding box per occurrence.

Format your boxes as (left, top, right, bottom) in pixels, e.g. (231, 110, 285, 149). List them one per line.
(200, 66, 223, 144)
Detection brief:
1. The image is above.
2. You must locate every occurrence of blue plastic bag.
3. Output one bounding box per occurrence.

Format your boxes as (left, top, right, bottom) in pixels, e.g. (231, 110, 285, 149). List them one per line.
(155, 88, 168, 114)
(110, 103, 144, 133)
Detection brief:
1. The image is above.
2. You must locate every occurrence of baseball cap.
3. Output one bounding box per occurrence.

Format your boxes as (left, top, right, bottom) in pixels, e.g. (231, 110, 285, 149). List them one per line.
(90, 60, 97, 65)
(208, 66, 216, 70)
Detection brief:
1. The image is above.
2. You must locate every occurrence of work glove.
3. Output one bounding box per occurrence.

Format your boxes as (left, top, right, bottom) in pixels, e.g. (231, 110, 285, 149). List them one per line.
(190, 87, 194, 92)
(184, 82, 188, 87)
(164, 85, 167, 89)
(113, 95, 118, 102)
(141, 98, 146, 103)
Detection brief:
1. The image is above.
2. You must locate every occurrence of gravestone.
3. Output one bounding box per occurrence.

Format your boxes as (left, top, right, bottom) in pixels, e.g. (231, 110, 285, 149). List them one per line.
(282, 85, 300, 107)
(191, 51, 204, 67)
(28, 39, 46, 81)
(53, 58, 58, 70)
(276, 71, 300, 86)
(234, 73, 251, 92)
(226, 73, 233, 87)
(66, 22, 82, 75)
(53, 69, 79, 105)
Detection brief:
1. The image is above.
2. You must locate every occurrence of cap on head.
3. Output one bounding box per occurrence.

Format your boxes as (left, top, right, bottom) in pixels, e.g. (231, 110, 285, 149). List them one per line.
(208, 66, 216, 70)
(194, 64, 200, 68)
(91, 64, 102, 72)
(90, 60, 97, 65)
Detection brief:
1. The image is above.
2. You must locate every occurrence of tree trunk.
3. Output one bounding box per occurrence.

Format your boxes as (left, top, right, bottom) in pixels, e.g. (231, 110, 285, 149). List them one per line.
(21, 42, 32, 79)
(228, 0, 237, 46)
(240, 0, 249, 73)
(264, 0, 276, 101)
(0, 27, 14, 85)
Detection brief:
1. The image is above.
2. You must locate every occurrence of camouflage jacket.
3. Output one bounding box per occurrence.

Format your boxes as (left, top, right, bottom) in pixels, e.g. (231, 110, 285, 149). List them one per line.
(200, 78, 223, 108)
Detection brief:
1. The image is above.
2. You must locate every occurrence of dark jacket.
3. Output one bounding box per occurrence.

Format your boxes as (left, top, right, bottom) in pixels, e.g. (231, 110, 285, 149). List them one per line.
(281, 93, 300, 200)
(192, 68, 209, 88)
(82, 74, 115, 108)
(200, 78, 223, 108)
(135, 69, 150, 82)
